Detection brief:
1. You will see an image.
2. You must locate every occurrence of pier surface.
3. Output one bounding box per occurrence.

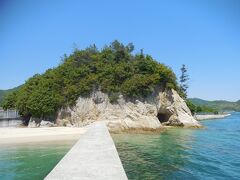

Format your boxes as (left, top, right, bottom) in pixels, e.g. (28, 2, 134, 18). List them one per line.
(45, 122, 128, 180)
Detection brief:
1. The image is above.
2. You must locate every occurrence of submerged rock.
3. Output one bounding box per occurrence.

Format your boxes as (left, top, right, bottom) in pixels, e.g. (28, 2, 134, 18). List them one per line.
(56, 89, 201, 132)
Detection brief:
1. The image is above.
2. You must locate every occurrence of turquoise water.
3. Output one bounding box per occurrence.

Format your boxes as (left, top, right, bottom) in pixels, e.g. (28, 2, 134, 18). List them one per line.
(1, 114, 239, 180)
(0, 140, 76, 180)
(113, 113, 240, 180)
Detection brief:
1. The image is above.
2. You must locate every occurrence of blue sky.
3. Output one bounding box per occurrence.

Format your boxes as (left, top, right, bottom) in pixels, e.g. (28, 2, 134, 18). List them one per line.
(1, 0, 240, 101)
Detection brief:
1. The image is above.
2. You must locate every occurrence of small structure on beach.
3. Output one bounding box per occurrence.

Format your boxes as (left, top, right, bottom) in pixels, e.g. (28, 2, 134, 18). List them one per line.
(0, 108, 22, 127)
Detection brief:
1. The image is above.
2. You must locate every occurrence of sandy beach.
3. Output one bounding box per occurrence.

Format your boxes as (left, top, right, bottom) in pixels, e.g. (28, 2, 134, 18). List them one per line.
(195, 114, 231, 121)
(0, 127, 86, 144)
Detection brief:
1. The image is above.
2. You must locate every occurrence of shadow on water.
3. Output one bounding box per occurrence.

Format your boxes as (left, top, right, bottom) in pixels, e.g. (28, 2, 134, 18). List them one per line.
(112, 113, 240, 180)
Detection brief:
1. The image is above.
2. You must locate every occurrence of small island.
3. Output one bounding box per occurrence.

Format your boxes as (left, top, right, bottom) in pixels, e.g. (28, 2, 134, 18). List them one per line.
(2, 41, 200, 132)
(1, 1, 240, 179)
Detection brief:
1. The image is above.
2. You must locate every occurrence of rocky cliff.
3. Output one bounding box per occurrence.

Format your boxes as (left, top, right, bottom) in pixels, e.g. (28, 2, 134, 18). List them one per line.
(56, 89, 201, 132)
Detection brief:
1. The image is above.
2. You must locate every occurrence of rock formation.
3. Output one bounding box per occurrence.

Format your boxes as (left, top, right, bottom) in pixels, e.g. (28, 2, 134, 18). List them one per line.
(56, 89, 201, 132)
(28, 117, 55, 128)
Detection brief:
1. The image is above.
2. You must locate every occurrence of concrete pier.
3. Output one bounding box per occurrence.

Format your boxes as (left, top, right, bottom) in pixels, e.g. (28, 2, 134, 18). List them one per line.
(45, 122, 128, 180)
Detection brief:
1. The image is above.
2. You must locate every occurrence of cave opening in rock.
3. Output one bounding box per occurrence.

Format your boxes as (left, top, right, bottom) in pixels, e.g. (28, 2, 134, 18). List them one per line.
(157, 113, 170, 123)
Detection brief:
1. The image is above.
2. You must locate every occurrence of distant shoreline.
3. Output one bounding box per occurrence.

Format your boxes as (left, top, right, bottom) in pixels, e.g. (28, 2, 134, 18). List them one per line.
(195, 114, 231, 121)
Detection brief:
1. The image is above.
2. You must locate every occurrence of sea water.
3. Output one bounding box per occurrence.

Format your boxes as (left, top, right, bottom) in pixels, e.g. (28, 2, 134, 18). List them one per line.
(113, 112, 240, 180)
(0, 140, 76, 180)
(0, 113, 239, 180)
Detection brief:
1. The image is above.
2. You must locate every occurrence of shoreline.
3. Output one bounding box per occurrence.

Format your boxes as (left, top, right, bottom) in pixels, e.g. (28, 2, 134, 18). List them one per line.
(195, 114, 231, 121)
(0, 127, 86, 145)
(0, 112, 231, 145)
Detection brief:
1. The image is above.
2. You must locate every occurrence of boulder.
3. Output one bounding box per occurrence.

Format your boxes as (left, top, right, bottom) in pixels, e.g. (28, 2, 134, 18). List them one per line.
(28, 117, 56, 128)
(28, 117, 41, 128)
(40, 120, 55, 127)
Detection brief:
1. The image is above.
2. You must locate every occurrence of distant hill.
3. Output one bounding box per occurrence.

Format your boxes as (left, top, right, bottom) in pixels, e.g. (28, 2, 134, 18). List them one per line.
(189, 98, 240, 112)
(0, 86, 21, 105)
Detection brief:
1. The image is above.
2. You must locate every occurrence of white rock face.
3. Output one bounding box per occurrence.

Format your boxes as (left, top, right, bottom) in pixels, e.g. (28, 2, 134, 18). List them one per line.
(28, 117, 55, 128)
(57, 89, 201, 132)
(157, 90, 201, 127)
(28, 117, 41, 128)
(40, 120, 55, 127)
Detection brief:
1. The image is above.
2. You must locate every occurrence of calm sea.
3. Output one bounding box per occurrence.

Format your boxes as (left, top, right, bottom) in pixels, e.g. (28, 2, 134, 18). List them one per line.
(0, 113, 239, 179)
(0, 140, 76, 180)
(113, 112, 240, 180)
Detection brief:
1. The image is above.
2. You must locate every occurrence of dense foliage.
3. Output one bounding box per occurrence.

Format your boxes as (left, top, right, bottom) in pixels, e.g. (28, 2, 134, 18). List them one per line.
(0, 86, 21, 105)
(189, 98, 240, 112)
(186, 99, 218, 115)
(2, 41, 178, 119)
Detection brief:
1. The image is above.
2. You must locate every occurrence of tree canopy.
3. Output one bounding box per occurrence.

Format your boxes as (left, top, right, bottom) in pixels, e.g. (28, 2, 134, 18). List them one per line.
(186, 99, 218, 115)
(2, 41, 179, 119)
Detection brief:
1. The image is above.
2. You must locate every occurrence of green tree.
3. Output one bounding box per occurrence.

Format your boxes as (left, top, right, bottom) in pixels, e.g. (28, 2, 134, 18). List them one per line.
(2, 92, 17, 110)
(179, 64, 189, 99)
(186, 100, 196, 115)
(3, 41, 179, 120)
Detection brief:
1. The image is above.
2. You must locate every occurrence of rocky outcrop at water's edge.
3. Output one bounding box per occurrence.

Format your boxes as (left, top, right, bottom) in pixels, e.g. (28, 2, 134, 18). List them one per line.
(56, 89, 201, 132)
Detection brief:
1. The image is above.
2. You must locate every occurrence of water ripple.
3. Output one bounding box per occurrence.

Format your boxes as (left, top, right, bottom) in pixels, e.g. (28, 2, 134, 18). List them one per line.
(112, 112, 240, 180)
